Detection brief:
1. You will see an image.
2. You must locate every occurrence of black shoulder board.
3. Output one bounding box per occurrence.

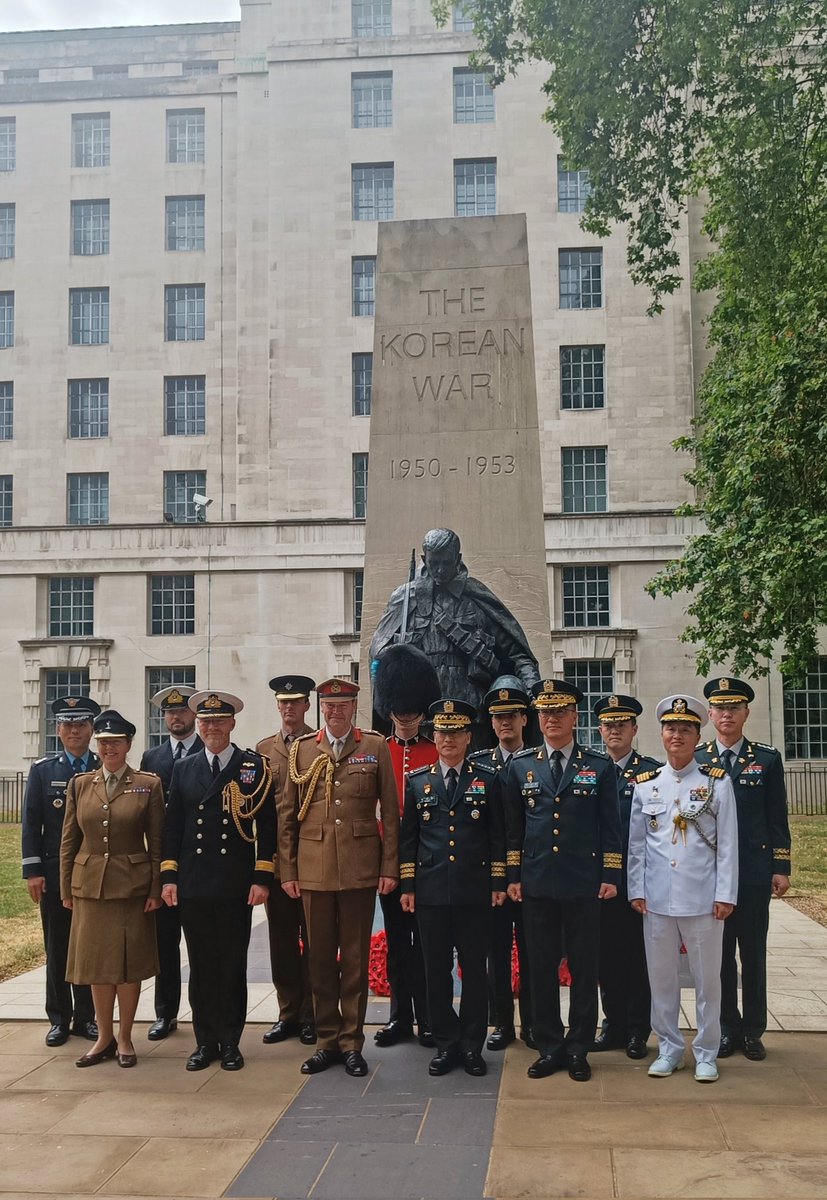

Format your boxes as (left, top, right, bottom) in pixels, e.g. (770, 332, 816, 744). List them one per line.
(408, 764, 432, 778)
(699, 764, 727, 779)
(514, 746, 538, 759)
(471, 761, 496, 775)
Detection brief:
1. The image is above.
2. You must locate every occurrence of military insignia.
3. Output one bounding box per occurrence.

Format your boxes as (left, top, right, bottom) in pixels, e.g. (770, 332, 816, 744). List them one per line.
(167, 689, 184, 705)
(499, 689, 509, 701)
(204, 694, 223, 709)
(103, 719, 112, 731)
(66, 697, 79, 708)
(466, 781, 486, 794)
(348, 754, 377, 764)
(52, 797, 63, 808)
(689, 787, 709, 803)
(672, 698, 687, 714)
(544, 680, 555, 692)
(527, 798, 535, 808)
(608, 695, 619, 708)
(284, 681, 294, 692)
(471, 808, 481, 819)
(423, 811, 431, 821)
(444, 700, 454, 713)
(331, 681, 342, 693)
(526, 771, 534, 783)
(648, 816, 658, 830)
(239, 768, 256, 785)
(720, 678, 730, 690)
(424, 784, 431, 795)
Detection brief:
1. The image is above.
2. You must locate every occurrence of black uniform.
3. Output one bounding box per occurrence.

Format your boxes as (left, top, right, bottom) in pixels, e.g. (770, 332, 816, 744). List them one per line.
(597, 750, 661, 1044)
(400, 760, 506, 1055)
(161, 747, 276, 1051)
(21, 751, 98, 1028)
(140, 735, 203, 1024)
(469, 745, 532, 1037)
(696, 737, 791, 1040)
(503, 743, 622, 1059)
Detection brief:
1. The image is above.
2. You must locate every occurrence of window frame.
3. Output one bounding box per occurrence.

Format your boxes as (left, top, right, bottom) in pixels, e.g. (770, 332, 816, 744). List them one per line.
(561, 566, 611, 629)
(150, 574, 196, 636)
(166, 108, 205, 164)
(453, 69, 494, 124)
(48, 576, 94, 637)
(454, 158, 497, 217)
(67, 472, 109, 525)
(68, 378, 109, 440)
(560, 345, 606, 411)
(71, 112, 110, 169)
(69, 287, 109, 346)
(165, 195, 205, 252)
(165, 284, 206, 342)
(561, 446, 608, 514)
(559, 248, 603, 310)
(163, 470, 206, 523)
(352, 256, 376, 316)
(352, 452, 369, 519)
(352, 72, 392, 128)
(71, 199, 110, 256)
(164, 375, 206, 436)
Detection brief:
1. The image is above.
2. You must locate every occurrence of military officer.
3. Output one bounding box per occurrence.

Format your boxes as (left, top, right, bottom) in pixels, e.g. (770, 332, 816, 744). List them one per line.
(503, 679, 622, 1082)
(140, 685, 203, 1041)
(697, 677, 791, 1061)
(469, 677, 533, 1052)
(628, 695, 738, 1083)
(591, 694, 661, 1060)
(279, 677, 399, 1078)
(21, 695, 100, 1046)
(256, 674, 316, 1047)
(161, 691, 277, 1072)
(401, 699, 506, 1077)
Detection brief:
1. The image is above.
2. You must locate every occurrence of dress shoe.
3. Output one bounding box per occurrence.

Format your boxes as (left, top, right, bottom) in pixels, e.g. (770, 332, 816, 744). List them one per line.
(300, 1023, 317, 1046)
(567, 1054, 591, 1082)
(694, 1061, 719, 1082)
(220, 1045, 245, 1071)
(648, 1054, 685, 1077)
(718, 1034, 740, 1058)
(262, 1020, 301, 1044)
(71, 1020, 99, 1041)
(344, 1050, 369, 1076)
(186, 1044, 219, 1072)
(591, 1030, 625, 1052)
(428, 1049, 458, 1076)
(418, 1027, 436, 1048)
(527, 1053, 564, 1079)
(374, 1020, 414, 1047)
(463, 1050, 487, 1076)
(626, 1035, 649, 1060)
(117, 1051, 137, 1068)
(45, 1024, 70, 1047)
(147, 1017, 177, 1041)
(743, 1036, 766, 1061)
(301, 1048, 342, 1074)
(521, 1028, 537, 1050)
(75, 1038, 117, 1067)
(486, 1026, 515, 1051)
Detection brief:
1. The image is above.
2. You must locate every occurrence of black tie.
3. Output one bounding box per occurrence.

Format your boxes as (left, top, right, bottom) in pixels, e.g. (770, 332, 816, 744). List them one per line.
(721, 749, 734, 775)
(616, 763, 624, 783)
(174, 742, 185, 760)
(550, 750, 563, 792)
(211, 754, 221, 779)
(72, 757, 86, 775)
(446, 767, 458, 803)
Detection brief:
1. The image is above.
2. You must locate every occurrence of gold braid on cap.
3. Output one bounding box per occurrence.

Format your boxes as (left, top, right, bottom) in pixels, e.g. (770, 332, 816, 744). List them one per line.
(288, 739, 334, 823)
(222, 758, 274, 844)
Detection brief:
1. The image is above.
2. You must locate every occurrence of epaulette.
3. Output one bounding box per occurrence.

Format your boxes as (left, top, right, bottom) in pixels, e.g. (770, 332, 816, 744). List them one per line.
(635, 769, 661, 783)
(296, 731, 317, 742)
(584, 746, 608, 759)
(754, 742, 779, 753)
(408, 764, 432, 778)
(699, 764, 726, 779)
(243, 748, 264, 759)
(514, 746, 538, 758)
(34, 755, 55, 765)
(471, 761, 496, 775)
(137, 769, 160, 779)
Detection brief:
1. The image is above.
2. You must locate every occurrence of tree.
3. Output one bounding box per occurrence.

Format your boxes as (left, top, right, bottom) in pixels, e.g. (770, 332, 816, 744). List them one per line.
(435, 1, 827, 680)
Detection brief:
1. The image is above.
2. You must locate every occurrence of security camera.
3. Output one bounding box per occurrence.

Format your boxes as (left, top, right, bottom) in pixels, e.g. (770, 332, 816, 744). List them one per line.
(192, 494, 212, 507)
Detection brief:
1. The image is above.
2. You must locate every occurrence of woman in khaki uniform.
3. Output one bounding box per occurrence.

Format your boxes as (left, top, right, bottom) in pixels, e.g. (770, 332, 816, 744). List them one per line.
(60, 710, 165, 1068)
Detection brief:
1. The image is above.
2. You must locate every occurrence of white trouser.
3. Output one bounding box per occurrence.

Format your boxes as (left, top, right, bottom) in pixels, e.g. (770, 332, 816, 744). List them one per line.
(643, 911, 724, 1064)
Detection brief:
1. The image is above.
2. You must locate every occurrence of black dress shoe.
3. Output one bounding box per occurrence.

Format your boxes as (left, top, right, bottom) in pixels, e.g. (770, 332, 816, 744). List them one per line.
(301, 1048, 342, 1074)
(374, 1020, 414, 1047)
(463, 1050, 487, 1076)
(418, 1027, 435, 1048)
(75, 1038, 118, 1067)
(718, 1034, 739, 1058)
(262, 1020, 301, 1044)
(71, 1020, 99, 1042)
(428, 1049, 458, 1076)
(521, 1028, 538, 1050)
(743, 1036, 767, 1061)
(148, 1018, 178, 1041)
(592, 1030, 626, 1052)
(186, 1045, 219, 1072)
(220, 1045, 245, 1071)
(300, 1023, 317, 1046)
(344, 1050, 369, 1076)
(567, 1054, 592, 1082)
(46, 1024, 71, 1047)
(527, 1053, 564, 1079)
(626, 1036, 649, 1060)
(486, 1026, 515, 1051)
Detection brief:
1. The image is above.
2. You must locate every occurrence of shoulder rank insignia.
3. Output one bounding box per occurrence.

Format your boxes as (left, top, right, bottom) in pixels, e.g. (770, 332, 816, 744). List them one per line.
(408, 764, 432, 778)
(472, 761, 495, 775)
(699, 764, 727, 779)
(635, 769, 661, 783)
(514, 746, 536, 758)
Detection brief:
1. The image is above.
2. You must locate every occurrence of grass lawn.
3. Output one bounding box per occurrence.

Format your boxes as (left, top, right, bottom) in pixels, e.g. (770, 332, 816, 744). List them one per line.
(784, 816, 827, 928)
(0, 824, 44, 982)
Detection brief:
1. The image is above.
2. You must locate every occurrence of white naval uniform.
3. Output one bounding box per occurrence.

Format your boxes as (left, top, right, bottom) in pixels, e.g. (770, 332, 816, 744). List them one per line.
(628, 761, 738, 1064)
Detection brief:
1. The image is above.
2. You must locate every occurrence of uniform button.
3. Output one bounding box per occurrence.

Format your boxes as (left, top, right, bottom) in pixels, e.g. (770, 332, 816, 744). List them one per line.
(449, 840, 455, 847)
(223, 818, 229, 825)
(198, 804, 204, 811)
(670, 860, 676, 867)
(221, 833, 228, 840)
(334, 798, 341, 806)
(334, 781, 340, 787)
(552, 846, 559, 853)
(104, 852, 109, 859)
(449, 826, 455, 832)
(553, 828, 559, 835)
(197, 818, 203, 825)
(449, 811, 455, 818)
(102, 820, 109, 827)
(554, 812, 560, 819)
(220, 848, 227, 855)
(335, 818, 342, 826)
(449, 855, 455, 862)
(102, 804, 108, 811)
(196, 833, 202, 840)
(196, 848, 202, 855)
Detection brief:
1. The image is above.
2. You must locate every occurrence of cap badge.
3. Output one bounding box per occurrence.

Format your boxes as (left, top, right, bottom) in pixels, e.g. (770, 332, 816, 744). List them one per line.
(444, 700, 454, 713)
(331, 681, 342, 694)
(544, 680, 554, 692)
(284, 682, 294, 691)
(66, 697, 79, 708)
(204, 694, 223, 709)
(499, 689, 509, 701)
(167, 689, 184, 705)
(673, 698, 687, 714)
(609, 695, 619, 708)
(720, 678, 730, 690)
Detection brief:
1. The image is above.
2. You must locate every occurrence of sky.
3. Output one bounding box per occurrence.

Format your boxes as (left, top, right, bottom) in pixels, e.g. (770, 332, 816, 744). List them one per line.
(0, 1, 241, 33)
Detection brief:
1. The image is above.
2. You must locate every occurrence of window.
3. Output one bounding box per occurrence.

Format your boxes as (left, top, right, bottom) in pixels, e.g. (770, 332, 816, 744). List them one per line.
(165, 376, 205, 435)
(0, 292, 13, 348)
(353, 353, 372, 416)
(44, 668, 90, 755)
(183, 61, 219, 76)
(166, 109, 204, 164)
(150, 575, 195, 635)
(453, 2, 474, 30)
(353, 452, 368, 518)
(0, 474, 11, 525)
(147, 665, 196, 747)
(71, 199, 109, 255)
(165, 284, 205, 341)
(783, 659, 827, 759)
(93, 66, 128, 81)
(166, 195, 205, 250)
(352, 73, 392, 128)
(564, 659, 614, 750)
(67, 472, 109, 525)
(352, 164, 394, 221)
(352, 569, 364, 634)
(352, 0, 391, 38)
(0, 382, 12, 440)
(70, 288, 109, 345)
(561, 346, 605, 410)
(562, 567, 610, 628)
(0, 117, 15, 171)
(72, 113, 110, 167)
(0, 203, 14, 258)
(562, 447, 607, 513)
(48, 577, 94, 637)
(453, 70, 494, 123)
(455, 159, 496, 217)
(163, 470, 206, 523)
(557, 158, 592, 213)
(352, 256, 376, 316)
(68, 379, 109, 439)
(559, 249, 603, 309)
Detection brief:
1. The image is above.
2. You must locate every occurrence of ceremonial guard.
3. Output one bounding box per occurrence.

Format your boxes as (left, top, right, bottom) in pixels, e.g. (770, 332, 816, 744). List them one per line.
(161, 691, 276, 1072)
(21, 696, 100, 1046)
(140, 685, 203, 1041)
(256, 674, 316, 1047)
(279, 678, 399, 1077)
(503, 679, 622, 1082)
(697, 677, 791, 1061)
(628, 695, 738, 1083)
(401, 699, 506, 1076)
(469, 677, 533, 1051)
(592, 694, 661, 1059)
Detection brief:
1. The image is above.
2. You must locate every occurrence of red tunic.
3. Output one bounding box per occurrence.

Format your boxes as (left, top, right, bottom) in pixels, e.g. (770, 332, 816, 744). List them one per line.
(387, 735, 439, 817)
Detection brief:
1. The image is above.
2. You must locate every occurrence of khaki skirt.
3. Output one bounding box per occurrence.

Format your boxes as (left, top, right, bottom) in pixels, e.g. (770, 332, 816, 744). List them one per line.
(66, 897, 159, 985)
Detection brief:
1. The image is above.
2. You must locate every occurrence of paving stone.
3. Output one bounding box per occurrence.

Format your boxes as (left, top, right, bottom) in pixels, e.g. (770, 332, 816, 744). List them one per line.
(0, 1131, 143, 1193)
(0, 1089, 87, 1133)
(311, 1141, 490, 1199)
(48, 1087, 291, 1139)
(714, 1103, 827, 1152)
(418, 1096, 498, 1145)
(104, 1136, 260, 1197)
(486, 1145, 615, 1198)
(614, 1148, 827, 1197)
(495, 1098, 723, 1149)
(273, 1098, 425, 1144)
(226, 1139, 334, 1198)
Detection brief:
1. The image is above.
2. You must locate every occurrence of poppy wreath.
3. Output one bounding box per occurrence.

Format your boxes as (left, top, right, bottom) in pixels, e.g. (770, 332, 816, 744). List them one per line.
(368, 929, 391, 996)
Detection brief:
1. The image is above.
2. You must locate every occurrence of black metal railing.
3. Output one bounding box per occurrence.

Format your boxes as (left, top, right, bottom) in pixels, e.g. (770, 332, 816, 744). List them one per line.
(786, 764, 827, 816)
(0, 773, 24, 823)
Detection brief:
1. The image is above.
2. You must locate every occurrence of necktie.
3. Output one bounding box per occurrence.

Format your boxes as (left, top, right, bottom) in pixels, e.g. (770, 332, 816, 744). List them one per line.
(174, 742, 185, 760)
(721, 749, 734, 775)
(616, 763, 624, 783)
(211, 754, 221, 779)
(550, 749, 563, 793)
(446, 767, 458, 803)
(106, 773, 119, 798)
(332, 738, 343, 760)
(72, 757, 86, 775)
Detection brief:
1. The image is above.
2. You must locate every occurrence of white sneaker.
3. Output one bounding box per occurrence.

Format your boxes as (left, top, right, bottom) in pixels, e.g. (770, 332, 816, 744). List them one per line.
(648, 1055, 685, 1077)
(694, 1061, 719, 1083)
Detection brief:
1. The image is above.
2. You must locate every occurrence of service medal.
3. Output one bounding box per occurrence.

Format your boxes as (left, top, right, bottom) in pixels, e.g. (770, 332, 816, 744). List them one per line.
(52, 798, 63, 808)
(649, 817, 658, 830)
(471, 808, 480, 819)
(423, 811, 431, 822)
